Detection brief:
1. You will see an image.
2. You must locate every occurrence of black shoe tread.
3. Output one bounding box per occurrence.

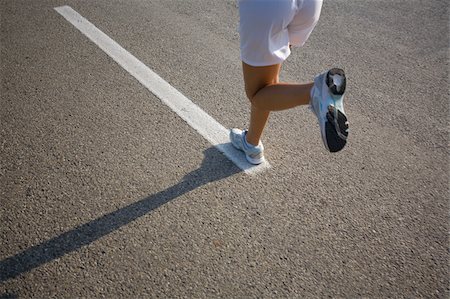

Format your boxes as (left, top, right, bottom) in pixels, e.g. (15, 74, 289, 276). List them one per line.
(325, 108, 349, 152)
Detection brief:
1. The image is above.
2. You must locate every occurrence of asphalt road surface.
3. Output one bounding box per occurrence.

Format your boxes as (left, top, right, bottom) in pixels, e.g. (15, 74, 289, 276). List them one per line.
(1, 0, 448, 298)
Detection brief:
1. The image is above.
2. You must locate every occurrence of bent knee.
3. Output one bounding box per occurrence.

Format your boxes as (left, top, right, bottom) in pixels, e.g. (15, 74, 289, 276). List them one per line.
(242, 62, 281, 103)
(245, 86, 259, 103)
(245, 81, 277, 104)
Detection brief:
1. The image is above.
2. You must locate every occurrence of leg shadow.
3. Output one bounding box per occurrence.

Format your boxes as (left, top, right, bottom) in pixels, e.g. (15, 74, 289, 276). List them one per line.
(0, 146, 240, 282)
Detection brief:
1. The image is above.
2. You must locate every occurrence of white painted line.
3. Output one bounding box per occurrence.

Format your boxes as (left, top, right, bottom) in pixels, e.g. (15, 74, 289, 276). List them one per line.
(54, 6, 270, 174)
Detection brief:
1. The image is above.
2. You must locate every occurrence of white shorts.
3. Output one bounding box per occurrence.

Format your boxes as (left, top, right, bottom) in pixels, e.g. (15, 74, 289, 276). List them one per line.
(239, 0, 323, 66)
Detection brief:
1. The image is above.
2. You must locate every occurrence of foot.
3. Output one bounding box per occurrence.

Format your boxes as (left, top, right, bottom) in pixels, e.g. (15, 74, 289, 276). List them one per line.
(229, 128, 265, 165)
(310, 68, 349, 152)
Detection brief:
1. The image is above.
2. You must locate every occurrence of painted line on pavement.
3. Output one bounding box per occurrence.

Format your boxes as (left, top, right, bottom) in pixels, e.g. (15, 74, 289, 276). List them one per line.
(54, 5, 270, 174)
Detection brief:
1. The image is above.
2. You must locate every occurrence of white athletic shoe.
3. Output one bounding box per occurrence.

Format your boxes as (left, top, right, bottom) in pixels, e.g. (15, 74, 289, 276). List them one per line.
(310, 68, 349, 152)
(229, 128, 265, 165)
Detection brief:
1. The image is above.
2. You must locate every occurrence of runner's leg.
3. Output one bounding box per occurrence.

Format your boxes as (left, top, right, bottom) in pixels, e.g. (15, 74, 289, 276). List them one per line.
(243, 62, 314, 145)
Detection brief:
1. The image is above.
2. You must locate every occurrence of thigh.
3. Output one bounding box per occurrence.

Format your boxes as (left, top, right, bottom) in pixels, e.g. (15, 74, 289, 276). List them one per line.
(242, 62, 281, 100)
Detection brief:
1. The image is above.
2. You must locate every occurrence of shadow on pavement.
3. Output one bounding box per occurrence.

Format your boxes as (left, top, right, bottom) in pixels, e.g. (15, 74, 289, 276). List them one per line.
(0, 292, 18, 299)
(0, 146, 241, 282)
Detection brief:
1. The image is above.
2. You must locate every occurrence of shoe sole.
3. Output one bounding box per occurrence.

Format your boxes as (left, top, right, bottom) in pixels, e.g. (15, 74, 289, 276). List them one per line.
(245, 153, 265, 165)
(326, 106, 348, 152)
(324, 68, 348, 152)
(327, 68, 346, 95)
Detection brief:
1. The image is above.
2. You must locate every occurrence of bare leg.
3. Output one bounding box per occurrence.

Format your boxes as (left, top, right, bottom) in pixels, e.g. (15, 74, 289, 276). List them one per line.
(242, 62, 314, 145)
(247, 105, 270, 146)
